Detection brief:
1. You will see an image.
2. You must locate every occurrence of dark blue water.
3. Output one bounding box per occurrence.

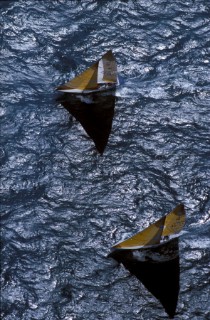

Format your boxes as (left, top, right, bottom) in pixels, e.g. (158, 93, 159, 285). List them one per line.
(1, 1, 210, 319)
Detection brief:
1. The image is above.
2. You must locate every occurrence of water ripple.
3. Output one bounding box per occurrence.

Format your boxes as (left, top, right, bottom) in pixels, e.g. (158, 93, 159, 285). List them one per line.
(1, 1, 210, 319)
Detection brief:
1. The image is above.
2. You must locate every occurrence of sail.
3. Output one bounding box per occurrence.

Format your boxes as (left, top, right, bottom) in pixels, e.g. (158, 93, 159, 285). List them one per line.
(97, 50, 117, 84)
(112, 204, 186, 250)
(162, 204, 185, 237)
(57, 61, 99, 91)
(57, 50, 117, 92)
(113, 216, 166, 249)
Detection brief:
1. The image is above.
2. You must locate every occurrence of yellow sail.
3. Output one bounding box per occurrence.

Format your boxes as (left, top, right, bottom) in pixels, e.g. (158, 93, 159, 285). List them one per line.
(162, 204, 186, 237)
(112, 204, 186, 250)
(113, 216, 166, 249)
(98, 50, 117, 83)
(57, 61, 99, 91)
(57, 50, 117, 92)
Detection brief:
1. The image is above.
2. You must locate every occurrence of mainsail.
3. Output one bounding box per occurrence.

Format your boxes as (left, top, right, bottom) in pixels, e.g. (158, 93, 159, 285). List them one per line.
(57, 61, 98, 91)
(57, 50, 117, 92)
(112, 204, 185, 250)
(113, 216, 166, 249)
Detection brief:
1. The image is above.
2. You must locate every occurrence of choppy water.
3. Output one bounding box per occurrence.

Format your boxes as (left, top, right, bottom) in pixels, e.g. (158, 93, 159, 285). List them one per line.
(1, 1, 210, 319)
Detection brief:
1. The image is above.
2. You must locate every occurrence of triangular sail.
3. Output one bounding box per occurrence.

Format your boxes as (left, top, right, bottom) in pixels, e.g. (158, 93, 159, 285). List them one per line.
(113, 216, 166, 249)
(57, 61, 98, 91)
(57, 50, 117, 92)
(162, 204, 185, 237)
(112, 204, 186, 250)
(97, 50, 117, 84)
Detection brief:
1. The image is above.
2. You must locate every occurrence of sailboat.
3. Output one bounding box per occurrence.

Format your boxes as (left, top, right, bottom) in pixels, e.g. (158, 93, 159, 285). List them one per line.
(111, 204, 185, 257)
(109, 204, 186, 318)
(56, 50, 118, 94)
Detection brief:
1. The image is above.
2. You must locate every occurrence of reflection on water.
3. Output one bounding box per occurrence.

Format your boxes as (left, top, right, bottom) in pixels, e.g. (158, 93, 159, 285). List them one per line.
(57, 91, 116, 154)
(109, 238, 180, 318)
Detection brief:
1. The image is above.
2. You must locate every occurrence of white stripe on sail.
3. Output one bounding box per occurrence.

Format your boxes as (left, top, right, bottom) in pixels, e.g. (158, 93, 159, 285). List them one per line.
(97, 58, 105, 84)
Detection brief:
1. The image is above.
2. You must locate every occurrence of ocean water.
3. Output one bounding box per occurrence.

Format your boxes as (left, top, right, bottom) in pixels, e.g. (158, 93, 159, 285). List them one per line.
(1, 1, 210, 319)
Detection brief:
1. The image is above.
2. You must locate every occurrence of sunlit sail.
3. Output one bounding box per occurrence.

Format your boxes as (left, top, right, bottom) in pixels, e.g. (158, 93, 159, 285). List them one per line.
(112, 204, 185, 250)
(57, 50, 118, 93)
(162, 204, 185, 237)
(97, 50, 117, 84)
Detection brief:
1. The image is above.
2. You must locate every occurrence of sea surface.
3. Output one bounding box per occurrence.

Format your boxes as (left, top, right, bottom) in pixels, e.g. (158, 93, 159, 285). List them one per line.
(1, 1, 210, 319)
